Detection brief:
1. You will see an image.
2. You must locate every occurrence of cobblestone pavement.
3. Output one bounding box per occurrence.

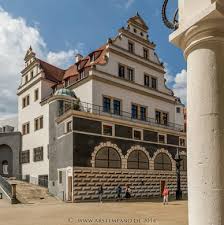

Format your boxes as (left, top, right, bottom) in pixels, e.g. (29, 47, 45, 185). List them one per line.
(0, 199, 188, 225)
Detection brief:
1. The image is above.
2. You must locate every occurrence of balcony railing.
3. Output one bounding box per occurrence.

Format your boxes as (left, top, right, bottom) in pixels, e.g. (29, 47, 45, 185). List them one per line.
(58, 100, 185, 132)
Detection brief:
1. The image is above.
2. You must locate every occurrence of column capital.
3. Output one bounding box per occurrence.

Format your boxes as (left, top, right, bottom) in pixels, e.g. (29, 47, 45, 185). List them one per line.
(170, 1, 224, 58)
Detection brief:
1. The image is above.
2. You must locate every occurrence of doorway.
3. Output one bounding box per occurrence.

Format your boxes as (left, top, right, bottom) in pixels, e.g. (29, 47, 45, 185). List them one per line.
(160, 180, 166, 196)
(67, 176, 73, 201)
(2, 160, 9, 175)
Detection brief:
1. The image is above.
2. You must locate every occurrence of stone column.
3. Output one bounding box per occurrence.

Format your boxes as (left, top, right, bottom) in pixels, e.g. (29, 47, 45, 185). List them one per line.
(169, 1, 224, 224)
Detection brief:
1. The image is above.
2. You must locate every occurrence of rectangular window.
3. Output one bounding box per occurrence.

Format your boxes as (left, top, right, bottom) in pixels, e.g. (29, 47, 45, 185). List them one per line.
(30, 71, 34, 78)
(34, 116, 43, 131)
(127, 67, 134, 81)
(151, 77, 157, 89)
(118, 64, 125, 78)
(131, 104, 138, 119)
(21, 150, 30, 164)
(158, 134, 166, 144)
(128, 41, 134, 53)
(64, 79, 70, 87)
(102, 124, 113, 136)
(80, 70, 85, 79)
(59, 171, 62, 184)
(25, 75, 28, 83)
(180, 138, 186, 147)
(144, 74, 150, 87)
(22, 122, 30, 135)
(143, 48, 149, 59)
(140, 106, 147, 121)
(22, 95, 30, 108)
(66, 121, 72, 133)
(176, 107, 181, 113)
(33, 147, 43, 162)
(113, 99, 121, 115)
(34, 89, 39, 101)
(133, 129, 142, 140)
(103, 97, 111, 113)
(156, 110, 168, 125)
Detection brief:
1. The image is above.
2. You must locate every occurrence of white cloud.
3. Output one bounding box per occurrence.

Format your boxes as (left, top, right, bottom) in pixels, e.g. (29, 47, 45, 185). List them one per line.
(173, 69, 187, 104)
(47, 50, 76, 68)
(163, 62, 187, 104)
(113, 0, 135, 9)
(0, 7, 83, 118)
(125, 0, 134, 8)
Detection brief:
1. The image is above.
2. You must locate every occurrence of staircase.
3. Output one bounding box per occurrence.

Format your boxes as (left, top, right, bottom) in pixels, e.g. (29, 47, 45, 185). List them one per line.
(7, 179, 60, 204)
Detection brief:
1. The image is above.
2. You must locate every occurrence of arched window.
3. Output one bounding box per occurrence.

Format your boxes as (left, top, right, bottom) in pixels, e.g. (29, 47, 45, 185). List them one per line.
(180, 155, 187, 171)
(154, 153, 172, 171)
(127, 150, 149, 169)
(95, 147, 121, 168)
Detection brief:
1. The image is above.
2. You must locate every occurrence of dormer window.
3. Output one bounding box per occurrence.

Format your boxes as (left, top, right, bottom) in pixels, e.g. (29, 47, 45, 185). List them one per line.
(128, 41, 134, 53)
(64, 79, 70, 87)
(80, 70, 85, 79)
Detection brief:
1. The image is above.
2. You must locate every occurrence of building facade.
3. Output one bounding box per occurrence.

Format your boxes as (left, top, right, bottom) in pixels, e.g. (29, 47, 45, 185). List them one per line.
(17, 14, 187, 201)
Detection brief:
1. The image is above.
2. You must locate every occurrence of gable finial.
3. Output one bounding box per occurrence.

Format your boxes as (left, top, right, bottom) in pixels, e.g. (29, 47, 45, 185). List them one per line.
(136, 11, 139, 16)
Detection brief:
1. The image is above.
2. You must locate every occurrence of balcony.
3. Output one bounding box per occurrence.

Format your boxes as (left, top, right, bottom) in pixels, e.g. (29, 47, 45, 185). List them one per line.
(58, 100, 185, 132)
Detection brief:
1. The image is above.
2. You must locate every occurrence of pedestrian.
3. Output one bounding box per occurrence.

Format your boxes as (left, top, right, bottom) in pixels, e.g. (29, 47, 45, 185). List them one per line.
(125, 184, 131, 199)
(162, 186, 169, 205)
(98, 185, 103, 203)
(116, 184, 122, 201)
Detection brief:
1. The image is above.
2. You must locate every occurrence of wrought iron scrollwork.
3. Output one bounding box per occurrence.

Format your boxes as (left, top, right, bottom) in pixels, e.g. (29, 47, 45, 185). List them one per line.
(162, 0, 179, 30)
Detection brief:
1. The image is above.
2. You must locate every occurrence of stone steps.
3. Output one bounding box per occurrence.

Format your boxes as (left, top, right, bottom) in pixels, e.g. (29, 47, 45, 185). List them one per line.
(7, 179, 59, 204)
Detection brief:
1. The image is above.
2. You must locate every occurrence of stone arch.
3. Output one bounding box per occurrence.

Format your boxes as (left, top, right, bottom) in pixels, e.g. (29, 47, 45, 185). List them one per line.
(124, 145, 151, 169)
(91, 142, 125, 168)
(151, 148, 176, 171)
(0, 144, 13, 177)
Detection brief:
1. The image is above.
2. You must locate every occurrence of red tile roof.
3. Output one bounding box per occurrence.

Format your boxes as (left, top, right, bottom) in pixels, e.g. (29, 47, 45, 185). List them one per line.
(37, 44, 107, 85)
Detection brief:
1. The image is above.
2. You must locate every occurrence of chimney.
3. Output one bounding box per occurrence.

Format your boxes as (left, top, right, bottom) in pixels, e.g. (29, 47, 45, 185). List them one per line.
(75, 53, 83, 63)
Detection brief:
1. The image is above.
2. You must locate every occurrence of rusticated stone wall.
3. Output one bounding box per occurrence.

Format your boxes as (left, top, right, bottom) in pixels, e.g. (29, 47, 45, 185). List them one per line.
(73, 167, 187, 202)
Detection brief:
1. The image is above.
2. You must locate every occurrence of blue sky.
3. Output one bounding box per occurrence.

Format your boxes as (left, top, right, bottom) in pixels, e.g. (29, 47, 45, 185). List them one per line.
(0, 0, 186, 118)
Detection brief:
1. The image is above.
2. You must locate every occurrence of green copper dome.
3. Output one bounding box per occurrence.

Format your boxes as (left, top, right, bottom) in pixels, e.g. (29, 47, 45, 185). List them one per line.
(54, 88, 77, 98)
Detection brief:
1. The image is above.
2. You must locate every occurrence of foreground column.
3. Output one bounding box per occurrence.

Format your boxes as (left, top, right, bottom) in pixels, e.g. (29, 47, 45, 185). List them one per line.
(170, 1, 224, 224)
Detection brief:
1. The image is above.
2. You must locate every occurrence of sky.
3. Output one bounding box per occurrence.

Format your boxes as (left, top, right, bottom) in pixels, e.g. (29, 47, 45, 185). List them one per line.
(0, 0, 187, 119)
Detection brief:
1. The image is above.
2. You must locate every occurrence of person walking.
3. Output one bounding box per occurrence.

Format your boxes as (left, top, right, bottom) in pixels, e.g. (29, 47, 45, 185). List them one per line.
(162, 186, 169, 205)
(125, 184, 131, 199)
(116, 184, 122, 201)
(98, 185, 103, 203)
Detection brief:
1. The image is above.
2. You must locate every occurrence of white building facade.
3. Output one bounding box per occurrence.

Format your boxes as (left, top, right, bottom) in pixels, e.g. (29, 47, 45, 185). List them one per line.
(17, 14, 186, 200)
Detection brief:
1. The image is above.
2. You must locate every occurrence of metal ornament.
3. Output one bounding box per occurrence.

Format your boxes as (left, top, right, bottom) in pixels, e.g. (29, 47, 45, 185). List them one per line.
(162, 0, 179, 30)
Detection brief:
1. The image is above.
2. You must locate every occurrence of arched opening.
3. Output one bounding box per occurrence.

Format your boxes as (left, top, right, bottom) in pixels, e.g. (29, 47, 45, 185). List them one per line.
(0, 145, 13, 177)
(2, 160, 9, 175)
(154, 153, 172, 171)
(95, 147, 121, 168)
(180, 155, 187, 171)
(127, 150, 149, 169)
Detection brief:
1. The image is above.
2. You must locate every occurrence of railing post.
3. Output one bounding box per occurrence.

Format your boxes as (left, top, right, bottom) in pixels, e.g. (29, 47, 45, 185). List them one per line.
(11, 184, 18, 204)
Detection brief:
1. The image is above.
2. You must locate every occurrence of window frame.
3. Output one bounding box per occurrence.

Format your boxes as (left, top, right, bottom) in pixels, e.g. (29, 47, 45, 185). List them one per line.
(118, 64, 125, 78)
(155, 110, 169, 126)
(154, 153, 172, 171)
(127, 150, 149, 170)
(34, 116, 43, 131)
(34, 88, 39, 101)
(143, 48, 149, 60)
(179, 138, 186, 147)
(33, 147, 44, 162)
(144, 74, 150, 87)
(133, 128, 143, 140)
(158, 133, 167, 144)
(128, 40, 135, 53)
(127, 67, 134, 81)
(102, 123, 114, 137)
(151, 76, 158, 90)
(22, 122, 30, 135)
(21, 150, 30, 164)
